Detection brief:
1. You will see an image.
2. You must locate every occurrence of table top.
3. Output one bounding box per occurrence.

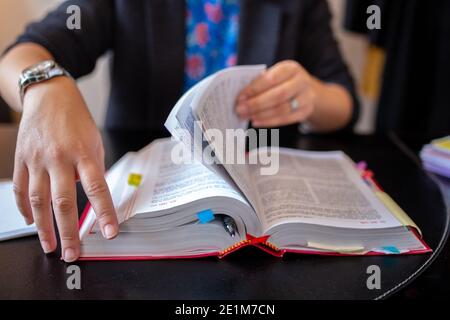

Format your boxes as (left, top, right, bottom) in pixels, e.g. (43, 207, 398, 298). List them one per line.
(0, 125, 449, 300)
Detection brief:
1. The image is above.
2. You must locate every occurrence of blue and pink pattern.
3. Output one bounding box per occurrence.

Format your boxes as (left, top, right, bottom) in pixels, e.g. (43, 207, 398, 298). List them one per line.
(184, 0, 240, 92)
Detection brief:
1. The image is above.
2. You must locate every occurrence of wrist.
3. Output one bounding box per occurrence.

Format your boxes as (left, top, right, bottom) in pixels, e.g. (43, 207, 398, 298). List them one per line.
(22, 76, 76, 113)
(302, 78, 353, 132)
(19, 59, 73, 106)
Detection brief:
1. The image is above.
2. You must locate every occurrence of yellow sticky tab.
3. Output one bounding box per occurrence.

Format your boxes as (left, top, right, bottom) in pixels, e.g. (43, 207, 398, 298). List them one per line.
(375, 191, 422, 236)
(433, 136, 450, 152)
(128, 173, 142, 187)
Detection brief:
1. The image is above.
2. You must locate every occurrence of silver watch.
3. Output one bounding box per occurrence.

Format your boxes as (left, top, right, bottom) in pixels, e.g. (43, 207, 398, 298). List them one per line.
(18, 60, 72, 104)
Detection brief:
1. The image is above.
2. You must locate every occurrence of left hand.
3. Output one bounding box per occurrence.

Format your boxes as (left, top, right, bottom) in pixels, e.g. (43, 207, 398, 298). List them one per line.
(236, 60, 317, 128)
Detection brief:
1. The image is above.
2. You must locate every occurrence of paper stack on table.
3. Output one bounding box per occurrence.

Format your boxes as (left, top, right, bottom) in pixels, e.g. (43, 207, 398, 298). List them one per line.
(0, 180, 37, 241)
(420, 136, 450, 178)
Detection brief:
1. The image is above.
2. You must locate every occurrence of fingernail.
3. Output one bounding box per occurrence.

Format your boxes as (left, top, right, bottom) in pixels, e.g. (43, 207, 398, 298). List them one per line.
(63, 248, 77, 262)
(103, 224, 117, 239)
(25, 217, 34, 225)
(41, 241, 52, 254)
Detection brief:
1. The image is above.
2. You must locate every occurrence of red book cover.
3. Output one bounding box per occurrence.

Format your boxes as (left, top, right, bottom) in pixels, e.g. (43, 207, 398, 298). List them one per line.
(78, 167, 432, 261)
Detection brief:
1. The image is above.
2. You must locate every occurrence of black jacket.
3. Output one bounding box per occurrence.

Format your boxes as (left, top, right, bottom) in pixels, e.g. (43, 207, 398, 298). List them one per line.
(10, 0, 358, 131)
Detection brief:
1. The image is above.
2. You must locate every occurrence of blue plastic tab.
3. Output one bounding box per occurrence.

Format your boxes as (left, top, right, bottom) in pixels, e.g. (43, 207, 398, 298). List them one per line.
(197, 209, 214, 224)
(381, 246, 401, 254)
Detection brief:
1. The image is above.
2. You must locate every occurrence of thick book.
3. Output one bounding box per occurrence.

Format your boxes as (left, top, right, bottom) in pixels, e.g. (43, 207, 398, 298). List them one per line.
(79, 66, 430, 260)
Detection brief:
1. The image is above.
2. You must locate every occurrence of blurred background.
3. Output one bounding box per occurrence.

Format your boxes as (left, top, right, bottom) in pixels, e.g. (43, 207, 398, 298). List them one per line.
(1, 0, 449, 137)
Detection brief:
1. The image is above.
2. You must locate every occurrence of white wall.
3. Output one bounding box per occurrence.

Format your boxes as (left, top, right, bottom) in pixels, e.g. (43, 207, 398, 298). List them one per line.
(328, 0, 376, 134)
(0, 0, 110, 126)
(0, 0, 373, 132)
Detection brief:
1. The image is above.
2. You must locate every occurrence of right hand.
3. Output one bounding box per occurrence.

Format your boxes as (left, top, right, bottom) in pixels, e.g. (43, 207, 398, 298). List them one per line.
(13, 77, 119, 262)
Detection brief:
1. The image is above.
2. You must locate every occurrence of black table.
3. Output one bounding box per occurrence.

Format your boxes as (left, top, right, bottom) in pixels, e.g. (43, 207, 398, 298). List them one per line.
(0, 125, 449, 300)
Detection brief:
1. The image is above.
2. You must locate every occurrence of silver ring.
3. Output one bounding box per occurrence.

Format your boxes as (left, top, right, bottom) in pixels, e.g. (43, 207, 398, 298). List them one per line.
(290, 98, 299, 112)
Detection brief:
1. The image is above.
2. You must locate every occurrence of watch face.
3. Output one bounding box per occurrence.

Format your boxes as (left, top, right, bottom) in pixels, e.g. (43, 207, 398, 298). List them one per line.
(25, 60, 55, 76)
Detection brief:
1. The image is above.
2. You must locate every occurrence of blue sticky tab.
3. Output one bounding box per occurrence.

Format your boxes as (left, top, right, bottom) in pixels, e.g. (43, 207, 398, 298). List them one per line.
(382, 246, 401, 254)
(197, 209, 214, 224)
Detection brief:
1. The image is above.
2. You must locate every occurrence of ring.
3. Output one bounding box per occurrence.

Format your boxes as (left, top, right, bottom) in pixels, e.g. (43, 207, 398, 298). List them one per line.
(290, 98, 299, 112)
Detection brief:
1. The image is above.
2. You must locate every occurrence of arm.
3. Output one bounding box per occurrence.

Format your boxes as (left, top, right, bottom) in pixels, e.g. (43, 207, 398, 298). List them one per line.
(7, 0, 115, 78)
(0, 0, 118, 262)
(0, 43, 53, 111)
(304, 75, 353, 132)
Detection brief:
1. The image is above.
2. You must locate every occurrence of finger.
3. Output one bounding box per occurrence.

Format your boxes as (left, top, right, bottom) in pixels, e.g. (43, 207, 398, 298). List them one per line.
(251, 103, 292, 122)
(252, 113, 297, 128)
(49, 165, 80, 262)
(252, 96, 312, 128)
(28, 169, 56, 253)
(12, 161, 33, 225)
(237, 61, 299, 101)
(240, 73, 304, 117)
(77, 159, 118, 240)
(97, 145, 106, 174)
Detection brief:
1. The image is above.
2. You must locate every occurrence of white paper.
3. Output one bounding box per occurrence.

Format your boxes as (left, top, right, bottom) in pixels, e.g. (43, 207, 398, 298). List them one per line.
(131, 139, 249, 214)
(192, 66, 266, 211)
(0, 180, 37, 241)
(247, 148, 403, 231)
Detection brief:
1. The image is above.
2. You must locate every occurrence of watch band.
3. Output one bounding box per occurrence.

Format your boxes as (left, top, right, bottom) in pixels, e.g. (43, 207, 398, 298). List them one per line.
(19, 60, 72, 104)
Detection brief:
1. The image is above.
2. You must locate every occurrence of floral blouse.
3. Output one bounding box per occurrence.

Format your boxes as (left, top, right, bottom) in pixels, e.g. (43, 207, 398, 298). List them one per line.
(184, 0, 240, 92)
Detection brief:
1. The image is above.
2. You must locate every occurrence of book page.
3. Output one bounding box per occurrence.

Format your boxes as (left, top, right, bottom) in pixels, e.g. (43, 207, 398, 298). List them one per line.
(81, 139, 259, 240)
(191, 66, 266, 213)
(165, 76, 229, 179)
(165, 76, 212, 150)
(247, 148, 403, 231)
(130, 139, 249, 214)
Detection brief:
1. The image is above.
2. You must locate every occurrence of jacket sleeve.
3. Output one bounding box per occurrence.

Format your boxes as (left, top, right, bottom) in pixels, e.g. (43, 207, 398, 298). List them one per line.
(297, 0, 360, 130)
(4, 0, 114, 79)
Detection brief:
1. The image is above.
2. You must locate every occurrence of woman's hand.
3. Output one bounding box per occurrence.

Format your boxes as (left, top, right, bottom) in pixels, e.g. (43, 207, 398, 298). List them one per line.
(236, 60, 353, 131)
(13, 76, 119, 262)
(236, 60, 317, 128)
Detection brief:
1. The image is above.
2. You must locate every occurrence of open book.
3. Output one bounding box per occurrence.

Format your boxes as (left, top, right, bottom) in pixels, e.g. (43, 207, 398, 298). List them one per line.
(79, 66, 430, 259)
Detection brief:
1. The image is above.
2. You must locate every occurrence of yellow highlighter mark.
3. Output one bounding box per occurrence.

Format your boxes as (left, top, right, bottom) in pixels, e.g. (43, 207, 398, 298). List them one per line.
(128, 173, 143, 187)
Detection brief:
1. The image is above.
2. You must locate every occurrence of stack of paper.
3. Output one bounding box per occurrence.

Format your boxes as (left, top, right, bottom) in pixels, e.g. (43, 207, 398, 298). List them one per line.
(420, 136, 450, 178)
(0, 180, 37, 241)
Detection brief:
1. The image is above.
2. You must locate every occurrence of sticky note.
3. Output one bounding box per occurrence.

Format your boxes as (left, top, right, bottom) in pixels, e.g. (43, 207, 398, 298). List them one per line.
(197, 209, 214, 224)
(375, 191, 422, 236)
(435, 140, 450, 151)
(432, 136, 450, 154)
(381, 246, 401, 254)
(128, 173, 142, 187)
(356, 161, 367, 171)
